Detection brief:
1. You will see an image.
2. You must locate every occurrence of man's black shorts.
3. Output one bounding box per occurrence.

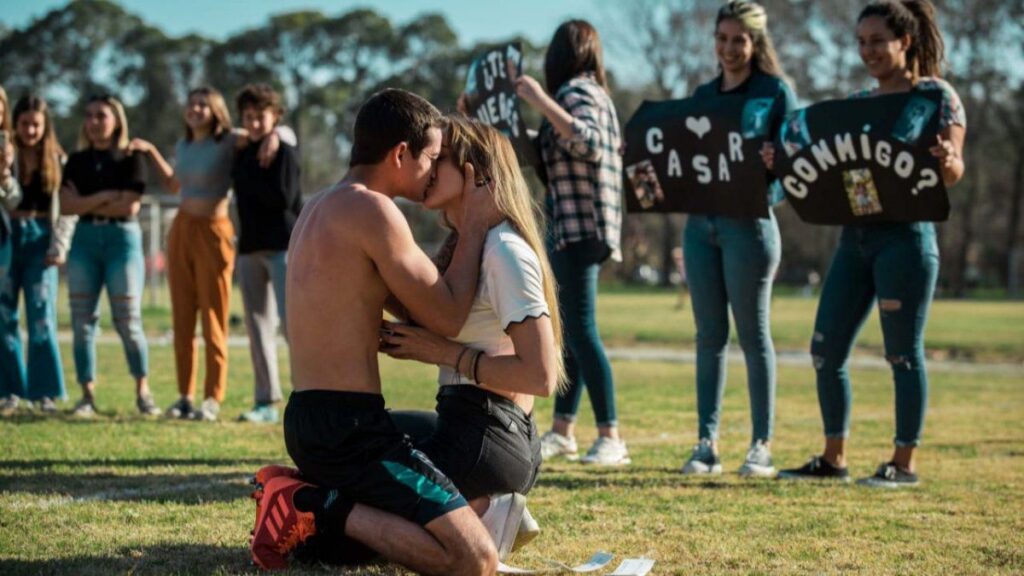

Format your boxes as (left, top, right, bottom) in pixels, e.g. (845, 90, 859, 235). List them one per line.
(284, 389, 467, 527)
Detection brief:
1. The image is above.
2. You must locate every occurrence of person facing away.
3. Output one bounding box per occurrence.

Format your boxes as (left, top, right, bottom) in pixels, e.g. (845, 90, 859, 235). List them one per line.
(248, 88, 501, 576)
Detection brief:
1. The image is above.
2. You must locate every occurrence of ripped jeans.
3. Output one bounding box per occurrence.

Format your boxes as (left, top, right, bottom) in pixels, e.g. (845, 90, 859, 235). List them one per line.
(811, 222, 939, 447)
(67, 221, 148, 385)
(0, 218, 64, 400)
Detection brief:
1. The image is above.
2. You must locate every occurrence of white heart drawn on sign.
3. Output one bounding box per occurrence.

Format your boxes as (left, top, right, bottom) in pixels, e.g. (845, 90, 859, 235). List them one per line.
(686, 116, 712, 139)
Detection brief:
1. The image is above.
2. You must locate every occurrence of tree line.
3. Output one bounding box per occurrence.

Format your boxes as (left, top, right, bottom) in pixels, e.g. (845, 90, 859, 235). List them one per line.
(2, 0, 1021, 296)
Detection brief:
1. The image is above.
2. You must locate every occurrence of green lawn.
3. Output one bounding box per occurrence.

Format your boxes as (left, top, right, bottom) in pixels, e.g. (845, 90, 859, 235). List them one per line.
(1, 339, 1022, 574)
(54, 285, 1024, 363)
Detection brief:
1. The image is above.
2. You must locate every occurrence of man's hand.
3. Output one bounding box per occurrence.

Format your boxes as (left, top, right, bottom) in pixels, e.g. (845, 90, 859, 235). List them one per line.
(379, 321, 461, 367)
(458, 162, 502, 233)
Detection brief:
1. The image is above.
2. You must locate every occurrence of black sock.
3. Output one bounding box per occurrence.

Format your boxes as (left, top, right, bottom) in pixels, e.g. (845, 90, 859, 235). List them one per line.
(294, 487, 354, 535)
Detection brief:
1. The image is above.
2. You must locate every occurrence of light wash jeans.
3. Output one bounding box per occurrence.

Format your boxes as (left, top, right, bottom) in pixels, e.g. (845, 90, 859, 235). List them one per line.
(67, 220, 148, 384)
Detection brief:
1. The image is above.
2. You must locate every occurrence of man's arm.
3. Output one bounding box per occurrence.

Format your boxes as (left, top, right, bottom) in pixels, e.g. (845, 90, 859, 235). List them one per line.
(363, 164, 497, 337)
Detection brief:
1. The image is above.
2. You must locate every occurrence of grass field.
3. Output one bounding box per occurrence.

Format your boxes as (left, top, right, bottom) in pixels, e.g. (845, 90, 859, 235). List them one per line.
(57, 284, 1024, 362)
(2, 290, 1023, 574)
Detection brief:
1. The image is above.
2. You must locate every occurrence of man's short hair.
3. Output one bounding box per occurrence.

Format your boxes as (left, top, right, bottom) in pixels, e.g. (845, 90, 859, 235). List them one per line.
(236, 83, 285, 117)
(350, 89, 444, 167)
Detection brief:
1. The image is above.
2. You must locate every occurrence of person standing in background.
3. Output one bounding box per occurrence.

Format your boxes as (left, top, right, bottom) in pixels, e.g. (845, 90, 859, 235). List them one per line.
(678, 0, 795, 478)
(130, 86, 292, 421)
(0, 96, 76, 415)
(517, 20, 629, 466)
(60, 94, 157, 418)
(231, 84, 302, 425)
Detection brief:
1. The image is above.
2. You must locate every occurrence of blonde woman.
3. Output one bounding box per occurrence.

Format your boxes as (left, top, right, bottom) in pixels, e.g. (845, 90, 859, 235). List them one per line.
(679, 0, 796, 478)
(60, 94, 156, 417)
(129, 86, 293, 422)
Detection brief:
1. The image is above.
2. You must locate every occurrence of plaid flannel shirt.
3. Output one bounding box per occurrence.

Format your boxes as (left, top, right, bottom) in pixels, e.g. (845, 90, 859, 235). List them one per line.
(540, 74, 623, 262)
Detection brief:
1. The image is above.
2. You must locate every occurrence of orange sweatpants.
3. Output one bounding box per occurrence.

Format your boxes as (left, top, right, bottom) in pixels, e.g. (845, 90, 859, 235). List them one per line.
(167, 211, 235, 402)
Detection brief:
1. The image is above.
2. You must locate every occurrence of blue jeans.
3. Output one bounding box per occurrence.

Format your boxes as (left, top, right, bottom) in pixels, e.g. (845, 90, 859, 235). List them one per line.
(0, 219, 64, 400)
(811, 222, 939, 447)
(684, 212, 781, 442)
(67, 221, 149, 385)
(550, 240, 617, 427)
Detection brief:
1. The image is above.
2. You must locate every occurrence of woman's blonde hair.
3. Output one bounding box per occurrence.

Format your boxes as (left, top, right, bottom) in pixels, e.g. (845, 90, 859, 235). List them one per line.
(78, 94, 130, 151)
(716, 0, 790, 83)
(445, 115, 567, 389)
(0, 84, 10, 137)
(186, 86, 233, 141)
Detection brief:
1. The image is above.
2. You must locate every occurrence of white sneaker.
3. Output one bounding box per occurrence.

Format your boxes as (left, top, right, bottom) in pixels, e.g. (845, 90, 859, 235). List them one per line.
(72, 397, 96, 419)
(540, 431, 579, 461)
(0, 395, 19, 417)
(190, 398, 220, 422)
(681, 439, 721, 475)
(512, 506, 540, 553)
(580, 436, 631, 466)
(738, 440, 776, 477)
(480, 493, 526, 560)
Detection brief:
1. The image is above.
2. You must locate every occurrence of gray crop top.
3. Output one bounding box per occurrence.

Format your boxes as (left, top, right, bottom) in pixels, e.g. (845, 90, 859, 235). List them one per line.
(174, 132, 238, 201)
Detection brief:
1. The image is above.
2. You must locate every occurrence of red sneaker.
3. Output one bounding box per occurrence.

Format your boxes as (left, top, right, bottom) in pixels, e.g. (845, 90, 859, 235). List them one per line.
(250, 465, 300, 501)
(249, 465, 302, 544)
(250, 476, 317, 570)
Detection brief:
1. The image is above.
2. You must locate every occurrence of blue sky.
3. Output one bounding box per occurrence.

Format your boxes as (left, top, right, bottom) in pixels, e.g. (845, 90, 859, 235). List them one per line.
(0, 0, 596, 44)
(0, 0, 638, 73)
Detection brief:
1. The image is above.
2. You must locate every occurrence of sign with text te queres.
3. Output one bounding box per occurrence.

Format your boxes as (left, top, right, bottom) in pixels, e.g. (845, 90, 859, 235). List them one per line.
(464, 42, 540, 167)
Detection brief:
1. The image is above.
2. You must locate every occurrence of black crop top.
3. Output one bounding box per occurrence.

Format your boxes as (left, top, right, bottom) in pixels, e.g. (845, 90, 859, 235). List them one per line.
(62, 148, 146, 197)
(16, 171, 52, 213)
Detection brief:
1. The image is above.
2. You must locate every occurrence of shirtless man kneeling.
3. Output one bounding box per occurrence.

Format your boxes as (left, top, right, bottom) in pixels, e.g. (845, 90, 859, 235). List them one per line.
(249, 89, 500, 576)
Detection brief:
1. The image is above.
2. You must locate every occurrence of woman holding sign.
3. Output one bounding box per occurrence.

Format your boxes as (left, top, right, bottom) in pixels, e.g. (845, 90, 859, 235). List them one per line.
(679, 1, 795, 478)
(776, 0, 965, 487)
(516, 20, 629, 466)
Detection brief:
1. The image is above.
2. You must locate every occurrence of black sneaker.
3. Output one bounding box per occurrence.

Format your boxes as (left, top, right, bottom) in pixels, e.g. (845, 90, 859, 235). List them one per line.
(857, 462, 919, 488)
(777, 455, 851, 482)
(165, 397, 194, 419)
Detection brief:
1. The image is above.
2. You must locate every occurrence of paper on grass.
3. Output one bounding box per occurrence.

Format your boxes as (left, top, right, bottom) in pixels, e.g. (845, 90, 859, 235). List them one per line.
(498, 552, 614, 574)
(609, 557, 656, 576)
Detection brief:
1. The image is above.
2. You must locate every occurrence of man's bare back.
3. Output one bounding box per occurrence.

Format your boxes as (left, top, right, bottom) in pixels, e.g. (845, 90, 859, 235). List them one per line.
(288, 184, 393, 394)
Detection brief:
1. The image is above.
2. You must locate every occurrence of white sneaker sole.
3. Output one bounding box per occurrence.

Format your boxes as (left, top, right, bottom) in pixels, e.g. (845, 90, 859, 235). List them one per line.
(681, 462, 722, 475)
(512, 507, 540, 553)
(739, 463, 776, 478)
(581, 455, 632, 466)
(541, 451, 579, 462)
